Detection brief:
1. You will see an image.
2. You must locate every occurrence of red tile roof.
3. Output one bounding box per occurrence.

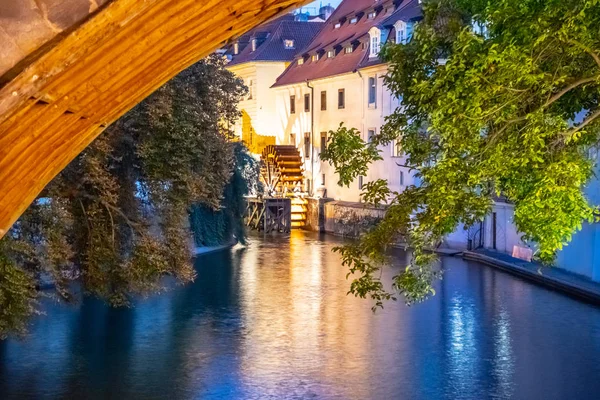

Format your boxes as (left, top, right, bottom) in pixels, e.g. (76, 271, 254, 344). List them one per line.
(272, 0, 422, 87)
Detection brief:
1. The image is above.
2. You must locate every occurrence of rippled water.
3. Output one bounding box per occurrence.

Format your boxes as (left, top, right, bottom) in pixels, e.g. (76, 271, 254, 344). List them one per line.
(1, 231, 600, 399)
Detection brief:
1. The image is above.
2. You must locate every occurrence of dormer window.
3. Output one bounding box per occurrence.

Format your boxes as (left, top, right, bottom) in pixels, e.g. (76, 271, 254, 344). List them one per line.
(327, 50, 334, 58)
(394, 21, 413, 45)
(367, 11, 376, 19)
(233, 42, 239, 55)
(369, 27, 381, 57)
(350, 17, 358, 24)
(312, 54, 320, 62)
(345, 46, 353, 54)
(284, 39, 295, 49)
(251, 38, 257, 52)
(334, 22, 341, 29)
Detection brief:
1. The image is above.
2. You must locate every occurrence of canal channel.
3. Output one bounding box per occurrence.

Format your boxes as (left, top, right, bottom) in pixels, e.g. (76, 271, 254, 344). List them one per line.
(1, 231, 600, 399)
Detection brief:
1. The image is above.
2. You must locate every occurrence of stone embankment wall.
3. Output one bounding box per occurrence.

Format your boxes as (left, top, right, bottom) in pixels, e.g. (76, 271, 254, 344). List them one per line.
(304, 199, 385, 238)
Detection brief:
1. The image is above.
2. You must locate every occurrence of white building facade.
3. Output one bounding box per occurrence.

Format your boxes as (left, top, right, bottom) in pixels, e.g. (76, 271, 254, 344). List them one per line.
(224, 14, 323, 154)
(271, 0, 421, 201)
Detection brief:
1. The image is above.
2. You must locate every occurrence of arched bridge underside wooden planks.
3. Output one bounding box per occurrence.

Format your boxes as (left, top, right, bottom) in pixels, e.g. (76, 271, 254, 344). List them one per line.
(0, 0, 308, 238)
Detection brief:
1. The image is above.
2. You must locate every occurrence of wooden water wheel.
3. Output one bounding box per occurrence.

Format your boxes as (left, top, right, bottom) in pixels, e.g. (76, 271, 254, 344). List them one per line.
(260, 145, 307, 228)
(260, 145, 305, 196)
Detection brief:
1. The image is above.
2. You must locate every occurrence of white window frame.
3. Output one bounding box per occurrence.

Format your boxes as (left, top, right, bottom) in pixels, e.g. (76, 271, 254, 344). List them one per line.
(233, 42, 239, 55)
(312, 54, 320, 62)
(395, 21, 407, 44)
(327, 50, 334, 58)
(395, 20, 415, 45)
(345, 46, 353, 54)
(367, 128, 376, 143)
(368, 75, 377, 108)
(350, 17, 358, 24)
(298, 58, 304, 65)
(284, 39, 295, 49)
(334, 22, 341, 29)
(391, 139, 402, 157)
(251, 38, 257, 51)
(369, 27, 381, 57)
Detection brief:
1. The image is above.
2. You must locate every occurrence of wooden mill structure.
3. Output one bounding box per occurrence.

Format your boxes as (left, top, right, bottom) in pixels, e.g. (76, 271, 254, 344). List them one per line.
(245, 197, 292, 233)
(260, 145, 307, 228)
(0, 0, 310, 239)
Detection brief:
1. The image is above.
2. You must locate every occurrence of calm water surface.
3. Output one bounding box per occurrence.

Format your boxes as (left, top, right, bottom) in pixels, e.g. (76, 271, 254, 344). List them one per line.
(1, 231, 600, 399)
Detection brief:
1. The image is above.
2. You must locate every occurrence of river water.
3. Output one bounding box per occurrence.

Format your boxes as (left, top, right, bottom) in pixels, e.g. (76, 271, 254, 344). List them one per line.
(1, 231, 600, 399)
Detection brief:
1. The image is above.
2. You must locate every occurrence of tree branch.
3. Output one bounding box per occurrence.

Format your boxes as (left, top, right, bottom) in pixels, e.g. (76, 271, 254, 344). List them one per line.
(489, 75, 599, 144)
(565, 108, 600, 138)
(100, 200, 143, 235)
(545, 75, 599, 108)
(78, 199, 92, 241)
(101, 201, 116, 247)
(569, 39, 600, 69)
(394, 162, 418, 171)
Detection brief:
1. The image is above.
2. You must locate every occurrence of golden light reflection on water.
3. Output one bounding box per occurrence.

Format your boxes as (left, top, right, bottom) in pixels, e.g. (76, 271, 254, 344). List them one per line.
(237, 231, 390, 398)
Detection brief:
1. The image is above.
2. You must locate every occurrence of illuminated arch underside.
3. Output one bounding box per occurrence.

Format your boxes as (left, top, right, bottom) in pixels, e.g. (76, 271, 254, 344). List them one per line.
(0, 0, 308, 238)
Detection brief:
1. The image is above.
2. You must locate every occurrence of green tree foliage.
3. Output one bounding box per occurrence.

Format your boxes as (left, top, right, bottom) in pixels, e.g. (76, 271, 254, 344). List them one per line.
(323, 0, 600, 307)
(190, 142, 260, 247)
(0, 55, 252, 338)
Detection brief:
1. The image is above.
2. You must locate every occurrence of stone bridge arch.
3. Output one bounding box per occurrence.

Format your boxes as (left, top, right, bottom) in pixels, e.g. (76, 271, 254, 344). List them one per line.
(0, 0, 308, 238)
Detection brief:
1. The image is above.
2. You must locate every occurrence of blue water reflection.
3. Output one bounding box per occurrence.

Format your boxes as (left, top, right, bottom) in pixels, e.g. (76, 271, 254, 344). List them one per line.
(1, 231, 600, 399)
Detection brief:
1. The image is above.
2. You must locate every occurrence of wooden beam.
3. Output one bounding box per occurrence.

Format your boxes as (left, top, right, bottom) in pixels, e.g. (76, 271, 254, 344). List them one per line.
(0, 0, 309, 238)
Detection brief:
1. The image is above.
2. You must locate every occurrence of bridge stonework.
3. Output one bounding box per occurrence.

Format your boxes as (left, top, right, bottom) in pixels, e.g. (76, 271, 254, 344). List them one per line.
(0, 0, 308, 238)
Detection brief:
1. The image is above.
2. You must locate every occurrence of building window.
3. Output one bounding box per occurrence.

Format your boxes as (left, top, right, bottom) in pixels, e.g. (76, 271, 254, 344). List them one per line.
(400, 170, 404, 186)
(290, 132, 296, 145)
(367, 11, 376, 19)
(392, 139, 402, 157)
(312, 54, 320, 62)
(338, 89, 345, 109)
(298, 58, 304, 65)
(304, 93, 310, 112)
(320, 131, 327, 154)
(368, 76, 376, 107)
(334, 22, 341, 29)
(350, 17, 358, 24)
(251, 38, 257, 51)
(233, 42, 239, 55)
(290, 95, 295, 114)
(367, 129, 375, 143)
(369, 28, 381, 57)
(321, 173, 326, 185)
(321, 91, 327, 110)
(358, 175, 363, 190)
(327, 50, 335, 58)
(395, 21, 413, 44)
(345, 46, 353, 54)
(284, 39, 295, 49)
(304, 132, 311, 159)
(248, 79, 253, 100)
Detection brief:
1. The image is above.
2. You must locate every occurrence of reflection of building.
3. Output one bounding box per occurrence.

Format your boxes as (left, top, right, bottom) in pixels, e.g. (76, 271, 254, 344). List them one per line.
(224, 14, 323, 154)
